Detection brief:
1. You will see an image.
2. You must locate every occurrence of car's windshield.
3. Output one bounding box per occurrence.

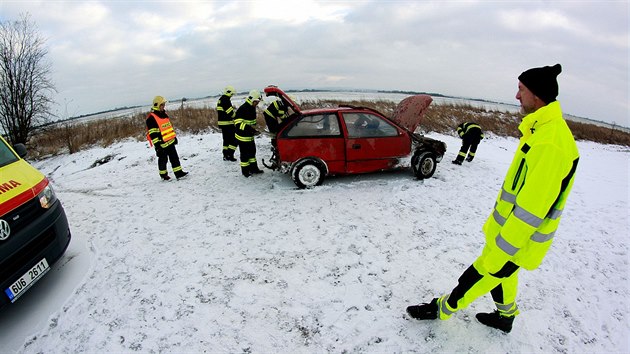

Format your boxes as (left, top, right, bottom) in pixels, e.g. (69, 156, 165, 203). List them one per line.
(0, 140, 19, 168)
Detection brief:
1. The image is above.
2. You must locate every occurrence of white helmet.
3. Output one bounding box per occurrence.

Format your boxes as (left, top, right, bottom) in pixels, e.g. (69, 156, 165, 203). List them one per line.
(248, 89, 261, 101)
(223, 85, 235, 96)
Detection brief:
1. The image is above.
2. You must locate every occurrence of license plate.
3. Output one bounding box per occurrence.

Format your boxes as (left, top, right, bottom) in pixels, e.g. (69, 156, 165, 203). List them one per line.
(4, 258, 50, 303)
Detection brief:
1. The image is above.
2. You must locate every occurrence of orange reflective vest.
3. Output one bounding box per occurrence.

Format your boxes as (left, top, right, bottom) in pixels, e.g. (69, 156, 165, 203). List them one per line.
(146, 112, 176, 147)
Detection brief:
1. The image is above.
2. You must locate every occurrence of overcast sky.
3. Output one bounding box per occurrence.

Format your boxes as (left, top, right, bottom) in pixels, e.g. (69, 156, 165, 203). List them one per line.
(0, 0, 627, 126)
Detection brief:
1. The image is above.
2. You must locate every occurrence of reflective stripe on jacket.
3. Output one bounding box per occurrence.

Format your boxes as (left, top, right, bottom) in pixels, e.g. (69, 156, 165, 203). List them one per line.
(217, 95, 236, 126)
(263, 100, 287, 121)
(457, 122, 484, 139)
(479, 101, 579, 271)
(234, 98, 257, 143)
(146, 111, 176, 148)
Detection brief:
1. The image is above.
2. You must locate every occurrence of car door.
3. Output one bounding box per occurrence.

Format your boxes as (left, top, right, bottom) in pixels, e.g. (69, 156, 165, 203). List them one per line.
(341, 111, 410, 174)
(277, 113, 346, 174)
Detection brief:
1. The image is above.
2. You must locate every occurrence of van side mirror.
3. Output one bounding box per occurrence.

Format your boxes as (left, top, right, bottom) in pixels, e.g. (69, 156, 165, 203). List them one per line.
(13, 143, 27, 158)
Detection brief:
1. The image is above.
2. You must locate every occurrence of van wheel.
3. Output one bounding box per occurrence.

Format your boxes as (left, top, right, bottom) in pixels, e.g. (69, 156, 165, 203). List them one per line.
(291, 159, 325, 189)
(412, 151, 437, 179)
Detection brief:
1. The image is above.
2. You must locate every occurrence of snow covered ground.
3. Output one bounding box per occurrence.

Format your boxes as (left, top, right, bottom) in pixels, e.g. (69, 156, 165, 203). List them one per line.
(0, 126, 628, 353)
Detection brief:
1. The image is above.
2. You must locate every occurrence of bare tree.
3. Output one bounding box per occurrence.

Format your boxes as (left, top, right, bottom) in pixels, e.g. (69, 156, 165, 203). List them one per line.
(0, 14, 55, 145)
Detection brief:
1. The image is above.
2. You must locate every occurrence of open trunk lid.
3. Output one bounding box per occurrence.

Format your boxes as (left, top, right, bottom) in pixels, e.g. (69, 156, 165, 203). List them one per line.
(391, 94, 432, 132)
(263, 85, 301, 115)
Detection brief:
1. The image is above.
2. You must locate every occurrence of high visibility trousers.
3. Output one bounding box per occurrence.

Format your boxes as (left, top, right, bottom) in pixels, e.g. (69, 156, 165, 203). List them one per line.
(156, 144, 182, 177)
(455, 136, 481, 162)
(437, 259, 520, 320)
(238, 139, 257, 172)
(220, 125, 237, 155)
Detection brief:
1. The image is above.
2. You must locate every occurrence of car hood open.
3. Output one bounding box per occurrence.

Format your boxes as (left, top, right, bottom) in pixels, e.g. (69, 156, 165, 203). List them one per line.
(263, 86, 301, 115)
(390, 94, 433, 133)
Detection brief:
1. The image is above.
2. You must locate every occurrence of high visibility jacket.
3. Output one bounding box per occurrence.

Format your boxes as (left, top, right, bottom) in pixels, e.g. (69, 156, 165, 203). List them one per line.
(479, 101, 579, 272)
(457, 122, 484, 140)
(234, 99, 258, 143)
(216, 95, 236, 127)
(263, 100, 287, 122)
(146, 110, 176, 148)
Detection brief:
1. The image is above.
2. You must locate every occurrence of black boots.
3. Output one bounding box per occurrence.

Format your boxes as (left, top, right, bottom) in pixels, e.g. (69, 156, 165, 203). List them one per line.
(476, 311, 514, 333)
(406, 298, 438, 320)
(161, 171, 188, 181)
(452, 159, 462, 165)
(223, 151, 237, 161)
(466, 155, 474, 162)
(407, 299, 515, 333)
(175, 171, 189, 180)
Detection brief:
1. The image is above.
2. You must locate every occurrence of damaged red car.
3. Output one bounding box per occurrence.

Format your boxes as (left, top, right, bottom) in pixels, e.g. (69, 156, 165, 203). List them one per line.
(263, 86, 447, 189)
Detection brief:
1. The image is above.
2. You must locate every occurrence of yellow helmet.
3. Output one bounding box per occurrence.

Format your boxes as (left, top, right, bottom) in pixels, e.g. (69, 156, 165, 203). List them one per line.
(248, 89, 261, 102)
(224, 85, 235, 97)
(152, 96, 167, 109)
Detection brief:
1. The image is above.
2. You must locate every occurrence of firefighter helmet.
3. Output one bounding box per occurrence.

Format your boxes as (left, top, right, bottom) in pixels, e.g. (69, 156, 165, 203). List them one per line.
(248, 89, 261, 102)
(224, 86, 235, 97)
(152, 96, 167, 109)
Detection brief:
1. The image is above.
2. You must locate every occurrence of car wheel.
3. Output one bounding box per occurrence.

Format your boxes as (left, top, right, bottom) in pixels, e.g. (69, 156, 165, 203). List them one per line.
(291, 159, 325, 189)
(412, 151, 437, 179)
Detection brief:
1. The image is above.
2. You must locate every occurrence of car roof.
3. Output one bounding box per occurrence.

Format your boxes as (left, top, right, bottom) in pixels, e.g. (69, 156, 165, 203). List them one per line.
(264, 85, 433, 132)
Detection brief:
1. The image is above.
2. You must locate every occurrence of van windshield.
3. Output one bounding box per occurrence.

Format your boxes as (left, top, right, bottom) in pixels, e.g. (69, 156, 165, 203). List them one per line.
(0, 140, 19, 168)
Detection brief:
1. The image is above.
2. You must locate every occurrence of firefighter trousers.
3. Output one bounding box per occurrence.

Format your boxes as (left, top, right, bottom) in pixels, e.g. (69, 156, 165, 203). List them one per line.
(156, 144, 183, 177)
(238, 140, 258, 173)
(220, 125, 237, 157)
(455, 136, 481, 162)
(437, 258, 520, 320)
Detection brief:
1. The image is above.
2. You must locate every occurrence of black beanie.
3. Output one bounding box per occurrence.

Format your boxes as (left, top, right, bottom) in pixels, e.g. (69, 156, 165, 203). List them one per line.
(518, 64, 562, 104)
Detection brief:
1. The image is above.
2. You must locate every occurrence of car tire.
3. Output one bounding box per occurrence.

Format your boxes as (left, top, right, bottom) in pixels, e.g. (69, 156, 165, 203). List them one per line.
(291, 159, 325, 189)
(412, 151, 437, 179)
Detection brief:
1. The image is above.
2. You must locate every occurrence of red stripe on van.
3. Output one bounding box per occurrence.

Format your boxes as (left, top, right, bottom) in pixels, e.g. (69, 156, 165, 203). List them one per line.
(0, 178, 48, 217)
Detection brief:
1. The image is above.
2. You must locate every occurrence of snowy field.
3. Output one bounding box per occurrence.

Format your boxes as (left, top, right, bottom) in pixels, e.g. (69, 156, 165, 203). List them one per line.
(0, 126, 628, 352)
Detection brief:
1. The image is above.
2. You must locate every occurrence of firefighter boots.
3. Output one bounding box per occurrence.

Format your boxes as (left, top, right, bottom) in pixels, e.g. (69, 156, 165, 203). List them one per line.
(452, 159, 463, 165)
(406, 298, 438, 320)
(466, 155, 474, 162)
(223, 150, 237, 162)
(476, 311, 514, 333)
(175, 171, 189, 180)
(161, 174, 171, 181)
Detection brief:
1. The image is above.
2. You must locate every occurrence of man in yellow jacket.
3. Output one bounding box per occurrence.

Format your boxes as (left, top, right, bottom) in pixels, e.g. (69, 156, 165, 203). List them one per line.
(406, 64, 579, 333)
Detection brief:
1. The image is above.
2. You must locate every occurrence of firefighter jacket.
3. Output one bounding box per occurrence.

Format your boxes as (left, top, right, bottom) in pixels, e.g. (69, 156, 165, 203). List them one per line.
(457, 122, 484, 140)
(234, 98, 258, 143)
(263, 100, 287, 122)
(216, 95, 236, 127)
(146, 109, 177, 149)
(477, 101, 579, 273)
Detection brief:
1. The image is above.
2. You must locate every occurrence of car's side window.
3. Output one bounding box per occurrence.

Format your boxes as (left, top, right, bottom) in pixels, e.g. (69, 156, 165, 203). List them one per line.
(285, 114, 341, 137)
(343, 113, 399, 138)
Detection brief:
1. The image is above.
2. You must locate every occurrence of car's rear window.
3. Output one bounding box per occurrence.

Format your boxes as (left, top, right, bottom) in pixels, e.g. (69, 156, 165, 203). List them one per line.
(343, 113, 399, 138)
(285, 114, 341, 137)
(0, 140, 19, 168)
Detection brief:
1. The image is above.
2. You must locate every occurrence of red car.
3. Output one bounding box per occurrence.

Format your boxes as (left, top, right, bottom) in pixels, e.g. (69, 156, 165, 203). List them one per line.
(263, 86, 447, 188)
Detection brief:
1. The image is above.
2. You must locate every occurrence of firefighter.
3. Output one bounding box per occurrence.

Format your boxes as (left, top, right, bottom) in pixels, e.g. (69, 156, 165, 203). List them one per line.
(146, 96, 188, 181)
(235, 90, 263, 177)
(216, 85, 238, 161)
(453, 122, 484, 165)
(263, 98, 287, 137)
(406, 64, 579, 333)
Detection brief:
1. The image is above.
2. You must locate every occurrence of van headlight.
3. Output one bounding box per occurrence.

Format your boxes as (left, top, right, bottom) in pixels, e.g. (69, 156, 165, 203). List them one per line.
(39, 185, 58, 209)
